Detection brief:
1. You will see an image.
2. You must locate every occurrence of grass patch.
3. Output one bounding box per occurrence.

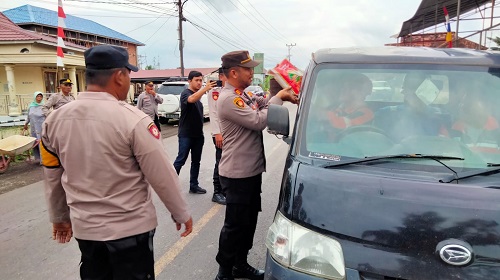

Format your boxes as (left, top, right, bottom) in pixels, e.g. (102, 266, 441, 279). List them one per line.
(0, 125, 26, 139)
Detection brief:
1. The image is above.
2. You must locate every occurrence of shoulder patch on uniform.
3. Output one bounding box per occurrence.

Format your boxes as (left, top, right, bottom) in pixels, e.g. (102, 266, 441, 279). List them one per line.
(212, 91, 219, 101)
(148, 122, 160, 139)
(233, 97, 245, 109)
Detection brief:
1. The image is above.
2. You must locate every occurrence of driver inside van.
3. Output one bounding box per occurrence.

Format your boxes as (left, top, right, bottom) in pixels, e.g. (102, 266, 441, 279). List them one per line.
(374, 72, 448, 142)
(312, 72, 374, 141)
(326, 72, 374, 131)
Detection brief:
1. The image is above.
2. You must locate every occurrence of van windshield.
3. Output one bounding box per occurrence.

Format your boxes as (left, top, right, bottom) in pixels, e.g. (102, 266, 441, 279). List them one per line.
(301, 64, 500, 170)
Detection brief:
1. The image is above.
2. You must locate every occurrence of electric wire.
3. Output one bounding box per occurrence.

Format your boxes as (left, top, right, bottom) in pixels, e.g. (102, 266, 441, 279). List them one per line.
(226, 0, 286, 44)
(243, 0, 289, 42)
(189, 0, 250, 46)
(201, 0, 267, 50)
(143, 15, 173, 43)
(186, 19, 253, 51)
(233, 0, 287, 43)
(124, 12, 174, 34)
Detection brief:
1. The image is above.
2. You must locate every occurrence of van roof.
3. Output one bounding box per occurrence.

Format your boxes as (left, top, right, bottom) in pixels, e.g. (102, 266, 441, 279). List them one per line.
(312, 47, 500, 66)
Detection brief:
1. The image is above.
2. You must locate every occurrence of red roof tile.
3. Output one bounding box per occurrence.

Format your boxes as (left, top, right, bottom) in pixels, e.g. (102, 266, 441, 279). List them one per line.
(0, 12, 85, 50)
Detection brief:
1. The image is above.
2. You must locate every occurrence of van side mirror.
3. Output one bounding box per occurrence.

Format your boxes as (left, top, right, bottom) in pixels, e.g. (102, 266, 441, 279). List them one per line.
(267, 104, 290, 142)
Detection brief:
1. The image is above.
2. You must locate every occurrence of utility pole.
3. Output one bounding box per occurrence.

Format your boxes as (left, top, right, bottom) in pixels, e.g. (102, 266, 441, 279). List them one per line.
(178, 0, 187, 76)
(286, 43, 296, 62)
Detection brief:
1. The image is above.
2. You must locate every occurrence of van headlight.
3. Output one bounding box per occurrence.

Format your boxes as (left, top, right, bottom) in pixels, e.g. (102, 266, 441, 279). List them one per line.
(266, 211, 346, 280)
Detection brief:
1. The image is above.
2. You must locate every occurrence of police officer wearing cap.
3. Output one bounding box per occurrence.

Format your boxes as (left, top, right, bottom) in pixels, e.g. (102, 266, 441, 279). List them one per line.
(137, 81, 163, 131)
(41, 45, 193, 280)
(41, 78, 75, 116)
(214, 50, 298, 280)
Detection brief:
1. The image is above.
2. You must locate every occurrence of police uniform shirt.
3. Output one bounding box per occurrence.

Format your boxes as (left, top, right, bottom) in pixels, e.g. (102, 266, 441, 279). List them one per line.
(217, 82, 283, 179)
(207, 87, 223, 135)
(41, 92, 190, 241)
(137, 91, 163, 120)
(41, 92, 75, 116)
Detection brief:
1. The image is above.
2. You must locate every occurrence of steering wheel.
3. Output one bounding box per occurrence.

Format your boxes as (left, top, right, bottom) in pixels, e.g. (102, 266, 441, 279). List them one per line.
(335, 125, 388, 142)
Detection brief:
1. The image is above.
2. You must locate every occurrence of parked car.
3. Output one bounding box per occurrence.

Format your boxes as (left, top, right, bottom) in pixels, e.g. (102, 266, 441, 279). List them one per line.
(245, 85, 265, 97)
(156, 80, 209, 123)
(265, 47, 500, 280)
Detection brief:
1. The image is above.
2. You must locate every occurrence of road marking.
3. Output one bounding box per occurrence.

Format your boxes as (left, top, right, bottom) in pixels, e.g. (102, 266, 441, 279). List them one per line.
(154, 141, 286, 277)
(154, 204, 223, 277)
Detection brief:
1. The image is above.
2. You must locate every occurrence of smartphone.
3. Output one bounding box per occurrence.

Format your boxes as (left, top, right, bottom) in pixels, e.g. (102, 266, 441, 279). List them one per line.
(216, 80, 223, 87)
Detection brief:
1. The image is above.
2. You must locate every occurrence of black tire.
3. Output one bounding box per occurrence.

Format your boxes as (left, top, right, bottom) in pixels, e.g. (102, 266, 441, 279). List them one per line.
(159, 117, 169, 124)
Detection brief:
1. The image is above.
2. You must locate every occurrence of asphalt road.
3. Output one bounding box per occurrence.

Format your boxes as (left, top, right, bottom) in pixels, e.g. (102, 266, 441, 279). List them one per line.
(0, 103, 297, 280)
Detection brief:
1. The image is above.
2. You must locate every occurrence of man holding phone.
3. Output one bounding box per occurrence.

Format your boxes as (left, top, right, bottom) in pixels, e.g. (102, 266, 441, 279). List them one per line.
(173, 71, 216, 194)
(207, 68, 227, 205)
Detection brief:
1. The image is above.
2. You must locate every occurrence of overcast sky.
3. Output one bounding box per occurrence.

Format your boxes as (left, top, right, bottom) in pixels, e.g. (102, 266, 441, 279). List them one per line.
(1, 0, 496, 70)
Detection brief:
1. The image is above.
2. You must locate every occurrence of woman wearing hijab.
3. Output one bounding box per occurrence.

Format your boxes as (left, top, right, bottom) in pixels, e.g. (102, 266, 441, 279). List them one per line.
(23, 91, 45, 162)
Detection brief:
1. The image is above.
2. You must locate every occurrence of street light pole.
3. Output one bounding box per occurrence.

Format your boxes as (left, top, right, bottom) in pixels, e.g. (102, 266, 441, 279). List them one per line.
(178, 0, 187, 77)
(286, 43, 296, 62)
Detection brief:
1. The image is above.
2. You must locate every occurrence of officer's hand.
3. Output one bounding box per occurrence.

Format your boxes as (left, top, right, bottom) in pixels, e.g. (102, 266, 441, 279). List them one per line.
(176, 216, 193, 237)
(52, 222, 72, 243)
(277, 87, 299, 104)
(214, 134, 223, 149)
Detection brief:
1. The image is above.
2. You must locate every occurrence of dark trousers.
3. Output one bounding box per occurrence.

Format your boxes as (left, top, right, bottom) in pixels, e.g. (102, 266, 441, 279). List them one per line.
(216, 174, 262, 268)
(76, 230, 155, 280)
(212, 137, 223, 194)
(173, 136, 204, 189)
(153, 114, 161, 132)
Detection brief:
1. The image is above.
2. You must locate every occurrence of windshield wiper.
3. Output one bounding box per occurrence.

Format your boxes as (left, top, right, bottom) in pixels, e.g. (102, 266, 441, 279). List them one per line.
(441, 163, 500, 183)
(322, 154, 464, 169)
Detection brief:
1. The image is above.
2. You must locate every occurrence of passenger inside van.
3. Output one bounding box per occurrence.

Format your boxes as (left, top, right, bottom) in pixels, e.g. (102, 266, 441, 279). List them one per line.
(374, 72, 448, 142)
(450, 91, 500, 154)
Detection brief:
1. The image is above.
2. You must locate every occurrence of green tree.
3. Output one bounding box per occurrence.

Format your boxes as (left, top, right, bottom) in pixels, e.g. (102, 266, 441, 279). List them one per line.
(145, 65, 155, 70)
(487, 36, 500, 46)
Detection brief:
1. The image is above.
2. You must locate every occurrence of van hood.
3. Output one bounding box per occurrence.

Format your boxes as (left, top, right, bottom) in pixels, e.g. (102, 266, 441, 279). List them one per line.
(291, 163, 500, 279)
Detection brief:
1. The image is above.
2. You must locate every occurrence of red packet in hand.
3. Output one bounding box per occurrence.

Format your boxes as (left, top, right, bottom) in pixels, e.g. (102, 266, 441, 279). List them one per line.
(271, 59, 303, 94)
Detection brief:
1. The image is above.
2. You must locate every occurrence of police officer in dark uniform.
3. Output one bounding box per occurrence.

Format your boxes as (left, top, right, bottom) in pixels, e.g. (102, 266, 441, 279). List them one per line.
(214, 51, 298, 280)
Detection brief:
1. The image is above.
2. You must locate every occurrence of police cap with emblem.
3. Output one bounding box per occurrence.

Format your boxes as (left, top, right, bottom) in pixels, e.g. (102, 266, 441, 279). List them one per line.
(84, 45, 139, 72)
(221, 50, 260, 69)
(59, 78, 73, 85)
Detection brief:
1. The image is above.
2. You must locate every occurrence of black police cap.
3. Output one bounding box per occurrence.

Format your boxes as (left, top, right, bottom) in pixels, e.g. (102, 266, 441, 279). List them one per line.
(221, 50, 260, 69)
(84, 45, 139, 72)
(59, 78, 73, 85)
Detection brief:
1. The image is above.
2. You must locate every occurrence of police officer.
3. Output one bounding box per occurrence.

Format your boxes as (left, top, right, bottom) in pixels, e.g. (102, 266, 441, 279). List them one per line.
(41, 45, 193, 280)
(41, 78, 75, 116)
(207, 68, 227, 205)
(214, 50, 298, 280)
(137, 80, 163, 131)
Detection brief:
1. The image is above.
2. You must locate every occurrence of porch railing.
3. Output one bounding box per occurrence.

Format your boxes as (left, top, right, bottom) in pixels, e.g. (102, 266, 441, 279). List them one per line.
(0, 94, 54, 116)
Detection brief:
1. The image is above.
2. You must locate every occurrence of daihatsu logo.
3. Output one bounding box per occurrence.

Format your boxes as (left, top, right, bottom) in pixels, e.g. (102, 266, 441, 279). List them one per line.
(439, 244, 472, 266)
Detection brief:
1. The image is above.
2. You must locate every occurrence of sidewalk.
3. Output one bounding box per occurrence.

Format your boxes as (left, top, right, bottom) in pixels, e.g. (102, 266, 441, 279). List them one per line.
(0, 115, 27, 127)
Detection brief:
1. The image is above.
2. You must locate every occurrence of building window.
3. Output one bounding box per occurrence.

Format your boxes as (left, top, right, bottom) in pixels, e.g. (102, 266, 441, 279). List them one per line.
(44, 72, 57, 93)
